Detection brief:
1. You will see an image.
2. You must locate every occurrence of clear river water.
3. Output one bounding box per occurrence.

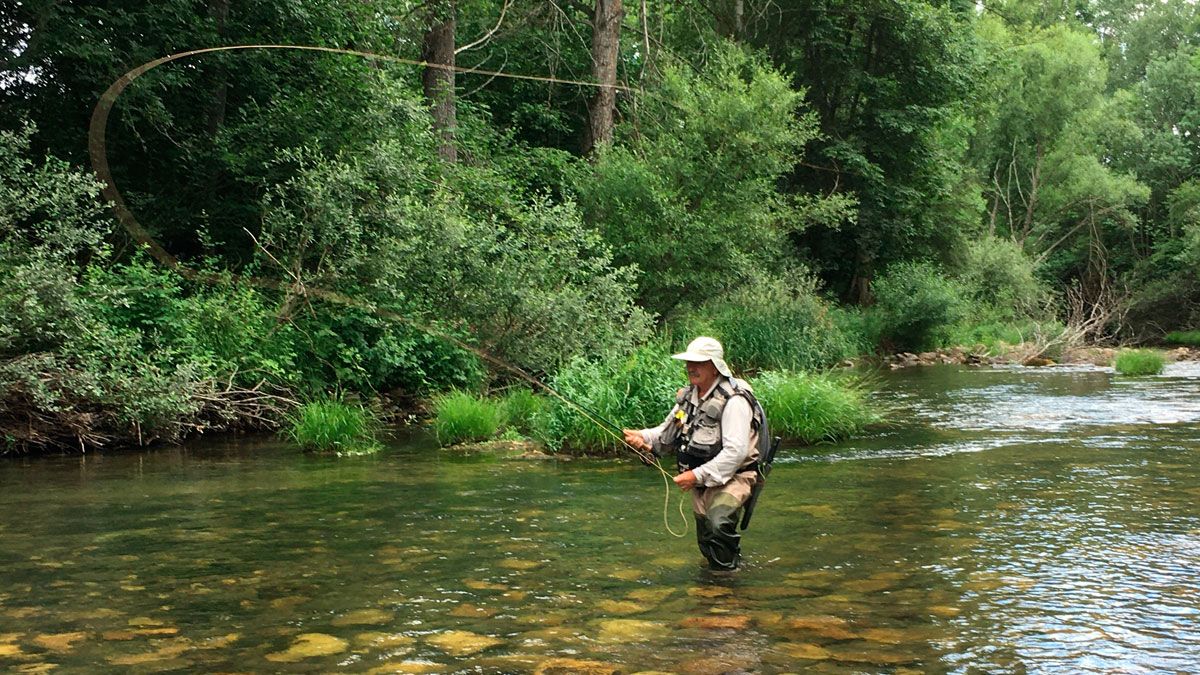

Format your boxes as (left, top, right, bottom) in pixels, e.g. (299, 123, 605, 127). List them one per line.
(2, 363, 1199, 673)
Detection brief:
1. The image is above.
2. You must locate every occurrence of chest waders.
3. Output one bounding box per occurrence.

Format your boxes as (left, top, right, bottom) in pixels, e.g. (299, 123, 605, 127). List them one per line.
(661, 379, 770, 570)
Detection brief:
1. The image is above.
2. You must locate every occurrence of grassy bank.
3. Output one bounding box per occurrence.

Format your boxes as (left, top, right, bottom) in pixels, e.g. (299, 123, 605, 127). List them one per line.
(429, 345, 881, 454)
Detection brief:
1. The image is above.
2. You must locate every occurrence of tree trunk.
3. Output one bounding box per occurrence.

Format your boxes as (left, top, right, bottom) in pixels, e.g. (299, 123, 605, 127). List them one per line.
(422, 0, 457, 162)
(204, 0, 230, 137)
(716, 0, 744, 39)
(584, 0, 623, 155)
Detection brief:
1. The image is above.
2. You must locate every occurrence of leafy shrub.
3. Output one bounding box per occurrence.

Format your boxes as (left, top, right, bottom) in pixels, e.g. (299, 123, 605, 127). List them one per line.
(257, 117, 652, 379)
(538, 343, 682, 453)
(1113, 349, 1165, 376)
(284, 396, 381, 454)
(673, 274, 862, 372)
(431, 390, 505, 445)
(872, 261, 969, 352)
(955, 236, 1049, 313)
(750, 371, 879, 445)
(574, 44, 823, 317)
(1164, 331, 1200, 347)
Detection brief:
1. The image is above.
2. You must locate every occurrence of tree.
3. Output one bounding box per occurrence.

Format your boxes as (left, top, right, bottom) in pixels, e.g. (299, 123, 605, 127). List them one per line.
(583, 0, 623, 154)
(971, 22, 1149, 300)
(422, 0, 457, 162)
(739, 0, 984, 302)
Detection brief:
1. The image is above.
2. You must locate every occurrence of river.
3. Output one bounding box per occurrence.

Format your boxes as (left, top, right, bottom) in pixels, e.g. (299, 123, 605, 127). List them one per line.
(2, 363, 1199, 673)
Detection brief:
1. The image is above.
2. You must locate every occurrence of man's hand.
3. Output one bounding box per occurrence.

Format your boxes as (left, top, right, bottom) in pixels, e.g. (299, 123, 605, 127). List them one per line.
(622, 429, 650, 453)
(673, 469, 698, 492)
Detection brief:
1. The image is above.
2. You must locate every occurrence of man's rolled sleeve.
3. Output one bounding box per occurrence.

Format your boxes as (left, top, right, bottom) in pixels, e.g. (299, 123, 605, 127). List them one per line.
(639, 404, 681, 456)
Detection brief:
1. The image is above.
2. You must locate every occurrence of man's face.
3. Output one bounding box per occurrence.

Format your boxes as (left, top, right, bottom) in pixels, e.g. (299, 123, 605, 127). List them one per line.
(685, 360, 720, 390)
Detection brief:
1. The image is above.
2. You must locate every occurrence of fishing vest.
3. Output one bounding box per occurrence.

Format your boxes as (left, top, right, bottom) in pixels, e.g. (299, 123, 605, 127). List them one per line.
(664, 378, 763, 474)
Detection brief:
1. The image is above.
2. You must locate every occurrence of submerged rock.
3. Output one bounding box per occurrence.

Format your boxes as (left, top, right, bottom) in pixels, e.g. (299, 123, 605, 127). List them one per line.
(265, 633, 349, 662)
(367, 660, 445, 674)
(780, 642, 832, 660)
(533, 657, 621, 675)
(32, 632, 88, 652)
(595, 619, 668, 642)
(788, 615, 857, 640)
(449, 603, 498, 618)
(426, 630, 503, 656)
(332, 608, 394, 626)
(686, 586, 732, 598)
(595, 600, 647, 615)
(626, 588, 674, 603)
(353, 632, 414, 650)
(679, 615, 751, 630)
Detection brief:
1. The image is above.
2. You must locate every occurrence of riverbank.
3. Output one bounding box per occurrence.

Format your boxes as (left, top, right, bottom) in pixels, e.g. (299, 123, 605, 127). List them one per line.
(879, 345, 1200, 369)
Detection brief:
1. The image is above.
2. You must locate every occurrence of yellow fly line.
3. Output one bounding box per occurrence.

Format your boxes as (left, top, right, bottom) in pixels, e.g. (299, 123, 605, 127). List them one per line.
(87, 44, 688, 537)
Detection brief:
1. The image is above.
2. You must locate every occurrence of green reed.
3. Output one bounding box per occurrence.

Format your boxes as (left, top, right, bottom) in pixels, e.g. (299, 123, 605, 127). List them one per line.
(1164, 331, 1200, 347)
(750, 370, 879, 445)
(1114, 349, 1166, 376)
(284, 396, 381, 454)
(431, 390, 506, 445)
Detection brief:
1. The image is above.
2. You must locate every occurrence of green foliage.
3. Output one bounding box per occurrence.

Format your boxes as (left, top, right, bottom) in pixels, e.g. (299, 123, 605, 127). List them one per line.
(1164, 331, 1200, 347)
(538, 343, 682, 453)
(498, 387, 549, 439)
(431, 390, 505, 446)
(673, 274, 862, 372)
(575, 44, 821, 317)
(1114, 349, 1166, 376)
(750, 371, 879, 445)
(954, 236, 1049, 312)
(257, 106, 652, 377)
(871, 261, 969, 352)
(1163, 330, 1200, 347)
(284, 396, 381, 454)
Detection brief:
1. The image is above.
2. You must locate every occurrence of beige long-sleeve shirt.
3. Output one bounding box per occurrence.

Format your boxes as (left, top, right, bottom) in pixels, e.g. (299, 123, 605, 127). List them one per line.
(638, 377, 754, 487)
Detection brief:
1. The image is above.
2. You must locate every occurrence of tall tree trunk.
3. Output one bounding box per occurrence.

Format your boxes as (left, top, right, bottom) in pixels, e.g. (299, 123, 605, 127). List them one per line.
(584, 0, 623, 155)
(422, 0, 457, 162)
(205, 0, 230, 137)
(716, 0, 744, 40)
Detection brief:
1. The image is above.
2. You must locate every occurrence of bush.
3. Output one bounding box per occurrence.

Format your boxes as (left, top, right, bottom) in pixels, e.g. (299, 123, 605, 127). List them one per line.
(871, 261, 969, 352)
(431, 390, 506, 445)
(498, 387, 548, 438)
(1164, 330, 1200, 347)
(673, 274, 863, 372)
(1114, 349, 1165, 376)
(284, 396, 381, 454)
(538, 342, 681, 453)
(750, 371, 879, 445)
(574, 44, 822, 317)
(955, 236, 1049, 313)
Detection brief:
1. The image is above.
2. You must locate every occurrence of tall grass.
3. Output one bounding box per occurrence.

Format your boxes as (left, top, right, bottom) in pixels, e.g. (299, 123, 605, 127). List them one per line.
(673, 278, 862, 371)
(1164, 330, 1200, 347)
(498, 387, 548, 438)
(1114, 349, 1166, 376)
(538, 343, 681, 453)
(284, 397, 381, 454)
(431, 390, 505, 445)
(750, 371, 879, 445)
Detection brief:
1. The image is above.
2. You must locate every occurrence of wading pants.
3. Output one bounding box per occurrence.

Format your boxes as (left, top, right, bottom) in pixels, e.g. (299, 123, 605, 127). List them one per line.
(692, 470, 757, 570)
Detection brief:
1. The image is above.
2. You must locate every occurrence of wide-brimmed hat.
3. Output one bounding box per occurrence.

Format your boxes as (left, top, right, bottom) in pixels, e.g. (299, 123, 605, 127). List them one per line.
(672, 336, 732, 378)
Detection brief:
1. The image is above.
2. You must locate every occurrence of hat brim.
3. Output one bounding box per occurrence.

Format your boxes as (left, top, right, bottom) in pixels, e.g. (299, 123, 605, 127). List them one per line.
(671, 351, 732, 378)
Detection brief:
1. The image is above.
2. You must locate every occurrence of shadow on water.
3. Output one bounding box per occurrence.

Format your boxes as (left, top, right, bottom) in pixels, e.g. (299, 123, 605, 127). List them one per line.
(2, 364, 1199, 672)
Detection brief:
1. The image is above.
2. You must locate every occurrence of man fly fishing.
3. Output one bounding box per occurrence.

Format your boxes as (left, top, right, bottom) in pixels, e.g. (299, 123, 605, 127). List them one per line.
(623, 337, 777, 570)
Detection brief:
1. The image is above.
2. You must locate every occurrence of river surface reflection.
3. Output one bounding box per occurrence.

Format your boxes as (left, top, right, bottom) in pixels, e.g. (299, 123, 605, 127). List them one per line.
(2, 364, 1198, 673)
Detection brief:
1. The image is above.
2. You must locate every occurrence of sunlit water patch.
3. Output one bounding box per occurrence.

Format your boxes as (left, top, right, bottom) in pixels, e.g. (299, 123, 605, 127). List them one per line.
(2, 364, 1199, 672)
